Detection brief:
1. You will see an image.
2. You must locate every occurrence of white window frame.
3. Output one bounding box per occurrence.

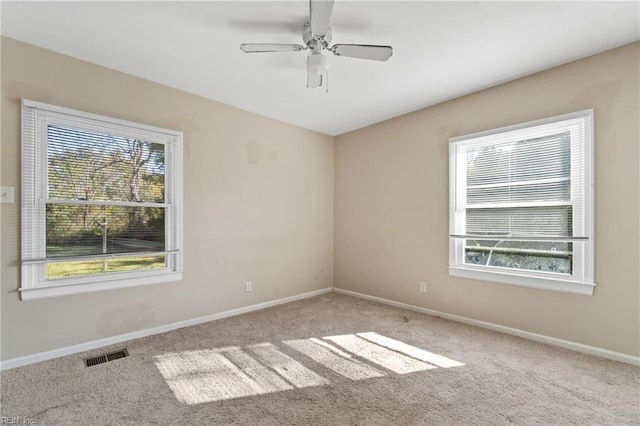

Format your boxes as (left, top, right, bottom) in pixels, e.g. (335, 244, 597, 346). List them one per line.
(448, 110, 594, 296)
(21, 99, 183, 300)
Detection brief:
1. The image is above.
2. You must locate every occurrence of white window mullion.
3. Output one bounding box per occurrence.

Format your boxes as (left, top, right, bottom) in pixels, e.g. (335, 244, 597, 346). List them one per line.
(46, 199, 169, 208)
(467, 200, 572, 209)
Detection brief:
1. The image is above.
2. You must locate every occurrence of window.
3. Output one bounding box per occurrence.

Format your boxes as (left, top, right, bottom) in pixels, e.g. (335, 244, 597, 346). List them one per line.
(21, 99, 183, 300)
(449, 110, 594, 295)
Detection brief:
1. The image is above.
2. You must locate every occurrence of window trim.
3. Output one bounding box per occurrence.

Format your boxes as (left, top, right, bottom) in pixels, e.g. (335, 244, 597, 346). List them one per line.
(448, 110, 594, 296)
(21, 99, 183, 300)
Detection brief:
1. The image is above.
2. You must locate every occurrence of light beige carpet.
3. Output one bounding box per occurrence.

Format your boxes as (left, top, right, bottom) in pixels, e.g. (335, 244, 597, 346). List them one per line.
(1, 293, 638, 425)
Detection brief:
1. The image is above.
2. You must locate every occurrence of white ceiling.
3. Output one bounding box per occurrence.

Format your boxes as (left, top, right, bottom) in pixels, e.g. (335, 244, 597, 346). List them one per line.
(2, 1, 639, 136)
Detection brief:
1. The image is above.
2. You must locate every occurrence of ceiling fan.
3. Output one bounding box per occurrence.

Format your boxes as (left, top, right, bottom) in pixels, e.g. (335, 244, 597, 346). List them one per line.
(239, 0, 393, 90)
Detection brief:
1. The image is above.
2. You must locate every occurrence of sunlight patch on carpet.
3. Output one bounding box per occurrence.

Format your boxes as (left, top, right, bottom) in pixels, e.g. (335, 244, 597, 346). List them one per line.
(356, 332, 465, 368)
(284, 338, 386, 380)
(155, 333, 464, 404)
(154, 344, 326, 405)
(245, 343, 329, 388)
(323, 334, 436, 374)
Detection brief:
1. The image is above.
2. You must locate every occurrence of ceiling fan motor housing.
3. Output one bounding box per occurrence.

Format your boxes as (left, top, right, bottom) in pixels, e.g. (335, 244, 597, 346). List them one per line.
(303, 23, 332, 48)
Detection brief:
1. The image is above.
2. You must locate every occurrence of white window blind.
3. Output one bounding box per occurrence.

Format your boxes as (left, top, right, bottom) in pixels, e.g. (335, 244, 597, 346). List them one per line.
(449, 110, 594, 295)
(21, 99, 183, 300)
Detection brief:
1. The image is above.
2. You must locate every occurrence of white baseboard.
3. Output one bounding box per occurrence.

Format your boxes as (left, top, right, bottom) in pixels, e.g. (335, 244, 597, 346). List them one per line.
(0, 287, 332, 371)
(3, 286, 637, 370)
(333, 288, 640, 366)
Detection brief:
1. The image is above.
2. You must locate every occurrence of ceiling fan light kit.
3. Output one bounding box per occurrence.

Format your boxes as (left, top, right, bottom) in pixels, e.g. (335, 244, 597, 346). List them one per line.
(308, 51, 329, 75)
(240, 0, 393, 90)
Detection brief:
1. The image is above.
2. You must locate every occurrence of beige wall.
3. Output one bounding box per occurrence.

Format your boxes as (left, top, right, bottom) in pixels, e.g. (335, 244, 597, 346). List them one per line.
(2, 37, 638, 363)
(0, 37, 334, 361)
(335, 42, 640, 357)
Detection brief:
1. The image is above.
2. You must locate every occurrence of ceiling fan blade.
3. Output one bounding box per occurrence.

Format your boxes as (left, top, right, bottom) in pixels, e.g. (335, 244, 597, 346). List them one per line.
(331, 44, 393, 61)
(240, 43, 306, 53)
(309, 0, 334, 37)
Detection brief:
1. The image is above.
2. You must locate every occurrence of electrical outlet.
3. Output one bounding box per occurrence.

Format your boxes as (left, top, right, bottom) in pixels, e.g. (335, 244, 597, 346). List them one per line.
(0, 186, 14, 204)
(245, 281, 253, 292)
(419, 282, 427, 293)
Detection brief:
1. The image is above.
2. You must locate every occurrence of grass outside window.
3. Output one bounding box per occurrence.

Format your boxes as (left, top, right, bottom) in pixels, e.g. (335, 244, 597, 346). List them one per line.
(46, 255, 166, 280)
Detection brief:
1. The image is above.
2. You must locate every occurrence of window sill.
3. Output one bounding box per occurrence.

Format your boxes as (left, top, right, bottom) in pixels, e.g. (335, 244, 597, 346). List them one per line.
(20, 271, 182, 301)
(448, 266, 594, 296)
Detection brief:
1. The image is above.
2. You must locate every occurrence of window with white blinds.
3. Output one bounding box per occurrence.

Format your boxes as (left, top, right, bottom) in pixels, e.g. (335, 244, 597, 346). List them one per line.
(21, 99, 183, 300)
(449, 110, 594, 295)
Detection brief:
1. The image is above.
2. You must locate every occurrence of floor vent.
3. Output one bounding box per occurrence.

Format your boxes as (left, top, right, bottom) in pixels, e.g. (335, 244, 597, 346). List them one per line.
(84, 349, 129, 367)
